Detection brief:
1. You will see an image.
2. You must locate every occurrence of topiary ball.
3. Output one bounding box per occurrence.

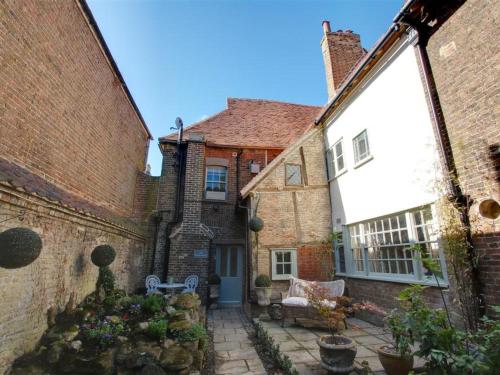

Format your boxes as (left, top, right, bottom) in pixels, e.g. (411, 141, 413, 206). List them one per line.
(91, 245, 116, 267)
(249, 216, 264, 232)
(0, 227, 43, 269)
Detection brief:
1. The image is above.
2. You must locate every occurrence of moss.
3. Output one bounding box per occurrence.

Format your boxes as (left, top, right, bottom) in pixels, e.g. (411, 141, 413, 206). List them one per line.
(168, 320, 192, 331)
(174, 294, 199, 310)
(91, 245, 116, 267)
(0, 227, 42, 269)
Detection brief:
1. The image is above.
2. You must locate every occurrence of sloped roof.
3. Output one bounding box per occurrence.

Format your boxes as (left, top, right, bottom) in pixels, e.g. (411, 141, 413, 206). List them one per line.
(240, 127, 321, 198)
(159, 98, 321, 149)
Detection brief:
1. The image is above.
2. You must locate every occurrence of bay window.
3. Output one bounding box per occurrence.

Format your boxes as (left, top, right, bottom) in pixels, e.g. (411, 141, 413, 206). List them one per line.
(335, 206, 447, 284)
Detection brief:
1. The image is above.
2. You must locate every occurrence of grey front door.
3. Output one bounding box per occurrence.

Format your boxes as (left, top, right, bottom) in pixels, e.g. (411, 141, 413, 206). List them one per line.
(216, 245, 243, 304)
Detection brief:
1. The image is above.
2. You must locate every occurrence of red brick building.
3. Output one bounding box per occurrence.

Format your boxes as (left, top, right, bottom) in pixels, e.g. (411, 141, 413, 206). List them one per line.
(0, 1, 152, 370)
(155, 98, 320, 304)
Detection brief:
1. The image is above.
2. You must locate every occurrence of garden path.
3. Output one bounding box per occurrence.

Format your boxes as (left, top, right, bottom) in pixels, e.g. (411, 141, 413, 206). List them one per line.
(208, 308, 266, 375)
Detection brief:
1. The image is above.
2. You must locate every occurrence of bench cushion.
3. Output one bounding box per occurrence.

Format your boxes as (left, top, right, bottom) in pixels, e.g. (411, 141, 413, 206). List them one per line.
(282, 296, 309, 307)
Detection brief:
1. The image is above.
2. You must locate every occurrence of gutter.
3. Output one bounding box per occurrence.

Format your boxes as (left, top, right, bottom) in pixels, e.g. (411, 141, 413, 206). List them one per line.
(78, 0, 153, 140)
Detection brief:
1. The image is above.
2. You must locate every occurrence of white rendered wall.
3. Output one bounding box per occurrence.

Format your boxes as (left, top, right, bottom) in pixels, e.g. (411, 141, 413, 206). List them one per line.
(325, 38, 443, 232)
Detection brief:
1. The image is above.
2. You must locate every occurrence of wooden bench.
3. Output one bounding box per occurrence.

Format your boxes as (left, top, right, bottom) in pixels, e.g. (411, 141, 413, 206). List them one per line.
(280, 278, 345, 329)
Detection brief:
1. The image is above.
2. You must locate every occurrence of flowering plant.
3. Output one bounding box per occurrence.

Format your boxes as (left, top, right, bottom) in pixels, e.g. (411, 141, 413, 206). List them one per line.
(81, 315, 128, 349)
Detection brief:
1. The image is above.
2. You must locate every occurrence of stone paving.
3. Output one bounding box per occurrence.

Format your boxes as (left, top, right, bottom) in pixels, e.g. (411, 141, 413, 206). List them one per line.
(255, 317, 425, 375)
(208, 308, 267, 375)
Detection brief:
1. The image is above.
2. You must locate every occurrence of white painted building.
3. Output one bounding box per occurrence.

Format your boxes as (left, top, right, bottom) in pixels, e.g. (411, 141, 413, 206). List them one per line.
(320, 29, 448, 286)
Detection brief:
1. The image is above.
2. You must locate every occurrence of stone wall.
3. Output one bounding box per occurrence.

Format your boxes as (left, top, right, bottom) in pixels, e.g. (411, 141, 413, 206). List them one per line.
(247, 129, 332, 299)
(0, 0, 150, 216)
(0, 184, 147, 372)
(426, 0, 500, 309)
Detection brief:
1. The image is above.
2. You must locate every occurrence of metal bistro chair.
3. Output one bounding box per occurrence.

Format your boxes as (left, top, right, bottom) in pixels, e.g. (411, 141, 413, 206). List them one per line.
(182, 275, 199, 294)
(145, 274, 161, 295)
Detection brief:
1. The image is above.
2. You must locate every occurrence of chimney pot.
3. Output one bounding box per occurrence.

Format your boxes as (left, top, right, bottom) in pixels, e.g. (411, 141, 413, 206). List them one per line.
(337, 29, 343, 33)
(346, 29, 353, 33)
(322, 20, 331, 34)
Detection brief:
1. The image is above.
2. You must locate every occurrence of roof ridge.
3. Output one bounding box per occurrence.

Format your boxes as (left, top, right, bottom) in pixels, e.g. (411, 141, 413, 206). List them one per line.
(227, 97, 321, 108)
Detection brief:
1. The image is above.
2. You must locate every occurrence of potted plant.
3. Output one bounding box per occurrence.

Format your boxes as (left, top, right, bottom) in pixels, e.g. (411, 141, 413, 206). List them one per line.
(306, 283, 357, 375)
(254, 274, 272, 306)
(207, 274, 221, 299)
(377, 308, 414, 375)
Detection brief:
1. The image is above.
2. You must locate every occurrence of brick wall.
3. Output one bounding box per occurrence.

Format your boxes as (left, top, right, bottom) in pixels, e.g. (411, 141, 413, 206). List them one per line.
(0, 2, 152, 371)
(0, 185, 147, 372)
(0, 0, 150, 216)
(297, 245, 333, 281)
(426, 0, 500, 308)
(247, 129, 332, 299)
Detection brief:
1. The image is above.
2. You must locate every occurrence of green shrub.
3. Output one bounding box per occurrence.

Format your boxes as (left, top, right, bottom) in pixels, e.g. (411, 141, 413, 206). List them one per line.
(255, 274, 271, 287)
(142, 294, 166, 314)
(91, 245, 116, 267)
(147, 318, 168, 340)
(172, 323, 208, 349)
(96, 266, 115, 293)
(207, 274, 221, 285)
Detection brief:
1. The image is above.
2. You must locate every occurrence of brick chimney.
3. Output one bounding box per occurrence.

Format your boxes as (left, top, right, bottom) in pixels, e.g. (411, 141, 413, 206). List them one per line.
(321, 20, 366, 101)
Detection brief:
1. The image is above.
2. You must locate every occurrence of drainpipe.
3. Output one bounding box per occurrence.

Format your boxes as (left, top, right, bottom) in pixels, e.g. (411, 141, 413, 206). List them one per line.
(408, 21, 485, 317)
(161, 119, 185, 281)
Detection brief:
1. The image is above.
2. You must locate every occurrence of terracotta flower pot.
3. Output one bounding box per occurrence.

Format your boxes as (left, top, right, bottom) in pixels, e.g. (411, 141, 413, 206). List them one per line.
(254, 287, 272, 306)
(377, 345, 414, 375)
(317, 335, 357, 375)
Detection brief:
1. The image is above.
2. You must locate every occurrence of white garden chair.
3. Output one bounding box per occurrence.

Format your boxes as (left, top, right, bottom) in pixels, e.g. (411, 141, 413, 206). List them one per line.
(145, 274, 161, 295)
(182, 275, 199, 293)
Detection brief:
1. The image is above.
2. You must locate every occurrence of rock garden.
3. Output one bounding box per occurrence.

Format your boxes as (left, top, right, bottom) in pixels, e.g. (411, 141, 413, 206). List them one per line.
(9, 245, 208, 375)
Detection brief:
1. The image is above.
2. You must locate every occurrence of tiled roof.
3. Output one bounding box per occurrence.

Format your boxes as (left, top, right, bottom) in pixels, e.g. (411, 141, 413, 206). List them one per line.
(159, 98, 321, 149)
(0, 157, 140, 233)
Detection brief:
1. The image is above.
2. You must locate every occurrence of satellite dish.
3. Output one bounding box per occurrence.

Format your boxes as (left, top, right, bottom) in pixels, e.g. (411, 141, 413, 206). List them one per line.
(175, 117, 183, 129)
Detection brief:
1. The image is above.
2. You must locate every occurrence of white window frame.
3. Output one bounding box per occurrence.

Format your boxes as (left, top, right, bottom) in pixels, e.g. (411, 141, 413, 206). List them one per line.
(327, 139, 347, 180)
(205, 165, 227, 200)
(339, 206, 448, 286)
(353, 130, 371, 166)
(271, 248, 298, 280)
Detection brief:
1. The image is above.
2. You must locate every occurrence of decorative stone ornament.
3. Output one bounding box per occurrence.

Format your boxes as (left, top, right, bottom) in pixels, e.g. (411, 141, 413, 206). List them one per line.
(91, 245, 116, 267)
(0, 227, 42, 269)
(249, 216, 264, 232)
(478, 199, 500, 220)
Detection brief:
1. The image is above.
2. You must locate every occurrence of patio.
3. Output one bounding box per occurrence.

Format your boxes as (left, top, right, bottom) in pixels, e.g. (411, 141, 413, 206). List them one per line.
(254, 316, 425, 375)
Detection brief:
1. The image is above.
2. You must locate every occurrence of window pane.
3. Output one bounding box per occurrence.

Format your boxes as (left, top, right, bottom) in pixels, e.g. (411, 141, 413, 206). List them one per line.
(276, 263, 284, 275)
(398, 214, 407, 227)
(338, 245, 346, 273)
(230, 248, 238, 277)
(283, 252, 291, 262)
(276, 252, 283, 262)
(335, 142, 343, 156)
(220, 247, 228, 277)
(284, 264, 291, 274)
(337, 155, 344, 171)
(401, 230, 409, 243)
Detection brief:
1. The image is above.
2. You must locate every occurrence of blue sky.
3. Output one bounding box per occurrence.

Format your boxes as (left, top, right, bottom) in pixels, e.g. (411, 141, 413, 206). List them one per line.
(87, 0, 402, 175)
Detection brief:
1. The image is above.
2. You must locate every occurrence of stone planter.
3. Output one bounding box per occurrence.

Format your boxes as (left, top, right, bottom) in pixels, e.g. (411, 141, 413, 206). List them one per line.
(317, 335, 356, 375)
(209, 284, 220, 299)
(254, 287, 272, 306)
(377, 345, 414, 375)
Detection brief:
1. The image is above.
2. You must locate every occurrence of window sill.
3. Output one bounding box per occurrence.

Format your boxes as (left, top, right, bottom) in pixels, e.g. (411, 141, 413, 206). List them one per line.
(272, 274, 295, 281)
(338, 273, 448, 288)
(354, 155, 374, 169)
(329, 169, 348, 182)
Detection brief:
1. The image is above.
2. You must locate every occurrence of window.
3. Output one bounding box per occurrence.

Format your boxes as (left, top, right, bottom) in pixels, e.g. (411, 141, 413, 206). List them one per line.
(205, 166, 227, 200)
(271, 249, 297, 280)
(353, 130, 370, 164)
(339, 206, 447, 284)
(334, 232, 346, 274)
(285, 164, 302, 186)
(327, 139, 346, 179)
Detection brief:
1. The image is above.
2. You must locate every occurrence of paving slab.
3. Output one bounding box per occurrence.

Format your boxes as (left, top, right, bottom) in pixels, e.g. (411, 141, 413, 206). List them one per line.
(209, 308, 265, 375)
(354, 335, 386, 345)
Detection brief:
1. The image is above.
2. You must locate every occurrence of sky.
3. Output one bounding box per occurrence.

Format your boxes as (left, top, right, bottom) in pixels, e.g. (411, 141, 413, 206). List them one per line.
(87, 0, 403, 175)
